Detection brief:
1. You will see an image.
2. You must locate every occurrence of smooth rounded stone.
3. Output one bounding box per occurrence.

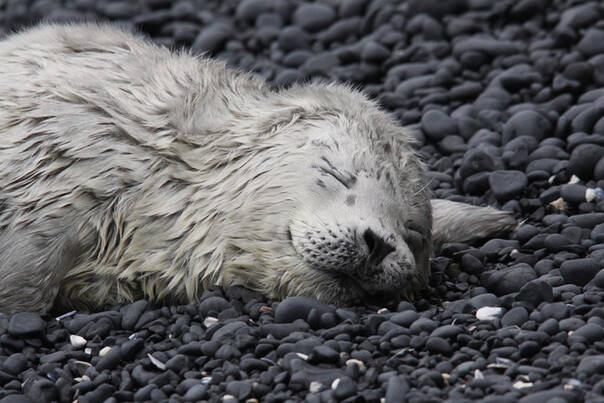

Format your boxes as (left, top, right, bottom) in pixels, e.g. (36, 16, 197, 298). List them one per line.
(560, 317, 586, 332)
(501, 306, 529, 327)
(537, 318, 559, 335)
(481, 263, 537, 296)
(338, 0, 367, 17)
(502, 110, 551, 143)
(421, 109, 457, 142)
(458, 149, 496, 179)
(425, 336, 452, 355)
(470, 293, 500, 308)
(121, 300, 149, 330)
(199, 296, 231, 317)
(121, 338, 144, 361)
(488, 170, 528, 202)
(275, 296, 334, 324)
(460, 253, 484, 274)
(431, 325, 462, 339)
(22, 377, 58, 402)
(568, 144, 604, 180)
(594, 268, 604, 288)
(361, 41, 389, 63)
(8, 313, 45, 336)
(0, 395, 33, 403)
(544, 234, 574, 252)
(385, 376, 409, 402)
(569, 213, 604, 228)
(540, 302, 571, 320)
(479, 239, 519, 258)
(476, 306, 504, 321)
(261, 321, 310, 339)
(577, 355, 604, 375)
(453, 37, 521, 57)
(183, 384, 207, 401)
(528, 144, 569, 161)
(333, 376, 356, 400)
(274, 69, 305, 87)
(439, 135, 467, 154)
(519, 389, 580, 403)
(560, 258, 602, 286)
(561, 183, 588, 204)
(317, 18, 361, 44)
(2, 353, 28, 375)
(515, 280, 553, 307)
(310, 345, 339, 364)
(572, 323, 604, 343)
(225, 380, 252, 400)
(235, 0, 274, 23)
(191, 22, 232, 55)
(301, 52, 340, 77)
(391, 310, 419, 327)
(95, 346, 122, 371)
(292, 3, 336, 32)
(277, 26, 310, 51)
(572, 105, 604, 133)
(558, 2, 600, 29)
(595, 157, 604, 180)
(578, 29, 604, 57)
(211, 321, 249, 342)
(101, 1, 142, 18)
(409, 317, 438, 334)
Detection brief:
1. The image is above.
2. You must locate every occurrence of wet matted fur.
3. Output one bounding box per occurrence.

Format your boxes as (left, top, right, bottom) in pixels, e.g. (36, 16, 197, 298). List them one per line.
(0, 23, 516, 313)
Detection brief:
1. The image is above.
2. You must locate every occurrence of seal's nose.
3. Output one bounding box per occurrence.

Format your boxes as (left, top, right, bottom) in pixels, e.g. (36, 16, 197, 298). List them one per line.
(363, 228, 395, 266)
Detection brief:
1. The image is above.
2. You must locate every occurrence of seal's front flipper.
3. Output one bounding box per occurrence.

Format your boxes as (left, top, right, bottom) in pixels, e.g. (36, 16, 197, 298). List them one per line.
(430, 199, 518, 247)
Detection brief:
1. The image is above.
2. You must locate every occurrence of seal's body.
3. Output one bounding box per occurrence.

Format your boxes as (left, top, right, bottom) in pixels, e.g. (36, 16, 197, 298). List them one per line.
(0, 24, 515, 313)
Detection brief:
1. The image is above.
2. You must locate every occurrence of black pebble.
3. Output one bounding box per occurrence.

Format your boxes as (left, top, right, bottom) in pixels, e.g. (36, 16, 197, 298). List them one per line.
(482, 264, 537, 296)
(293, 3, 336, 32)
(274, 296, 334, 324)
(489, 170, 528, 202)
(560, 258, 602, 286)
(8, 313, 45, 337)
(421, 109, 457, 142)
(501, 306, 529, 327)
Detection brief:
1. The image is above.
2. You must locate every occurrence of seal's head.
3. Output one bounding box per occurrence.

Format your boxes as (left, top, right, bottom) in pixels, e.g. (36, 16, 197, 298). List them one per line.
(214, 83, 431, 305)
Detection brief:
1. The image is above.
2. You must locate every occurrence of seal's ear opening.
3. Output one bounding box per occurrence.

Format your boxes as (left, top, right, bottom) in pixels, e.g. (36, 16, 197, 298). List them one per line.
(430, 199, 518, 247)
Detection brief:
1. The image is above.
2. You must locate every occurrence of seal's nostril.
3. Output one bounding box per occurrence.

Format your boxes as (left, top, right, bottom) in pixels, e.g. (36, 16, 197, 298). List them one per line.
(363, 228, 395, 265)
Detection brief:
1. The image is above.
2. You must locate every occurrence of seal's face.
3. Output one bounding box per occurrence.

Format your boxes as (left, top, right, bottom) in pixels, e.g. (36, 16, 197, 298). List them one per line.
(215, 85, 432, 305)
(278, 112, 432, 304)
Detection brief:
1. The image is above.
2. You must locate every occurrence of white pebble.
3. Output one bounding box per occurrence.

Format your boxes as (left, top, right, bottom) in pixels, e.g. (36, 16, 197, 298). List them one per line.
(513, 381, 533, 389)
(309, 381, 323, 393)
(476, 306, 503, 321)
(586, 188, 597, 202)
(70, 334, 87, 348)
(569, 175, 580, 184)
(331, 378, 340, 390)
(346, 358, 365, 371)
(148, 353, 166, 370)
(204, 317, 218, 327)
(99, 346, 112, 357)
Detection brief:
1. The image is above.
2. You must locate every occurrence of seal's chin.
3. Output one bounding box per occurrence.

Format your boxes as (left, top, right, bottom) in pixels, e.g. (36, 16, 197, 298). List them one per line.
(313, 266, 404, 307)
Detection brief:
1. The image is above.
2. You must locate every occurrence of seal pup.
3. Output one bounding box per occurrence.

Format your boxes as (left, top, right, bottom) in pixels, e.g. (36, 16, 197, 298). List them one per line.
(0, 23, 516, 313)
